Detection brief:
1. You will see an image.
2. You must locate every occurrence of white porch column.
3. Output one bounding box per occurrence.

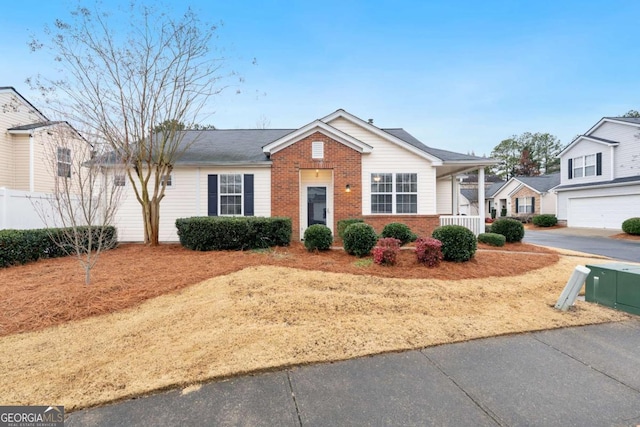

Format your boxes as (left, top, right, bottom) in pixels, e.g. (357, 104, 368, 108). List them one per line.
(478, 168, 485, 233)
(452, 176, 459, 215)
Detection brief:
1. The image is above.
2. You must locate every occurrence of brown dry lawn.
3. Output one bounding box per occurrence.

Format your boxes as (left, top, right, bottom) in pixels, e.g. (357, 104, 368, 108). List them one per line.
(0, 242, 630, 411)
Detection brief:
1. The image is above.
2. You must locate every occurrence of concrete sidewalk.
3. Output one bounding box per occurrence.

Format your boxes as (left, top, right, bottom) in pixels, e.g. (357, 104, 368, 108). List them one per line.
(67, 319, 640, 427)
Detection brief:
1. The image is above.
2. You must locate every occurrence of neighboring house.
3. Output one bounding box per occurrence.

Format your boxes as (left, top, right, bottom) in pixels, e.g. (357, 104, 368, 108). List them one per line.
(555, 117, 640, 229)
(0, 86, 86, 229)
(459, 188, 479, 216)
(458, 175, 504, 216)
(114, 109, 496, 241)
(489, 173, 560, 219)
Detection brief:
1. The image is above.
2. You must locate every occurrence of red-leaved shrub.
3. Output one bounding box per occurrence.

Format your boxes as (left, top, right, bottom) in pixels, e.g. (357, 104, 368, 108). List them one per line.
(415, 237, 443, 267)
(372, 238, 401, 266)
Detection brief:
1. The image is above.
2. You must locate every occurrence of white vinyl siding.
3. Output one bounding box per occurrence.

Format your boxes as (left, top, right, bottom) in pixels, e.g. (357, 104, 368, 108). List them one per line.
(436, 177, 453, 215)
(560, 139, 609, 186)
(326, 117, 437, 215)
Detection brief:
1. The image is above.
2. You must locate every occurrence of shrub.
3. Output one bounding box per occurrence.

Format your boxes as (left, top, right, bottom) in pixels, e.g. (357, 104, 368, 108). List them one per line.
(532, 214, 558, 227)
(431, 225, 477, 262)
(491, 218, 525, 243)
(337, 218, 364, 240)
(380, 222, 417, 245)
(622, 217, 640, 235)
(478, 232, 506, 247)
(0, 226, 117, 268)
(485, 224, 492, 233)
(415, 237, 443, 267)
(343, 223, 378, 257)
(303, 224, 333, 251)
(175, 216, 292, 251)
(373, 238, 401, 266)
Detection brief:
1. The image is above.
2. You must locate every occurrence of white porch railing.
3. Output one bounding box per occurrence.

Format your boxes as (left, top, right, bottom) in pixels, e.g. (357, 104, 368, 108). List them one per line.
(439, 215, 483, 236)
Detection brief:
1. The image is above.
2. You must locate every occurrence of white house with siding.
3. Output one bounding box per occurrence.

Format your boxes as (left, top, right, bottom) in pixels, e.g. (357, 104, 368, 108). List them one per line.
(556, 117, 640, 229)
(114, 109, 497, 241)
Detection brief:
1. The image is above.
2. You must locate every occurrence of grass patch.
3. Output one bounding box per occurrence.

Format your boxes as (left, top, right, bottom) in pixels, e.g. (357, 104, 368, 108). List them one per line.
(353, 258, 373, 268)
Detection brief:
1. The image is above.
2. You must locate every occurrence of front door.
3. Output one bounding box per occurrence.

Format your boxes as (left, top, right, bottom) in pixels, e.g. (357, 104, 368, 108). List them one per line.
(307, 186, 327, 227)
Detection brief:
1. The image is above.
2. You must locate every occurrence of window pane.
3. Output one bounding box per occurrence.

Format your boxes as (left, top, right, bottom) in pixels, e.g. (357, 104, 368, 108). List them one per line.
(371, 173, 392, 193)
(220, 195, 242, 215)
(371, 194, 392, 213)
(396, 194, 417, 213)
(573, 167, 583, 178)
(396, 173, 417, 193)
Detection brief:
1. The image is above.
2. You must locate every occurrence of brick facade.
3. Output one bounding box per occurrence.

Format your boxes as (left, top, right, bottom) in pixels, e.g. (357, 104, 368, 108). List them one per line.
(511, 187, 539, 217)
(363, 215, 441, 239)
(270, 131, 443, 241)
(270, 131, 362, 241)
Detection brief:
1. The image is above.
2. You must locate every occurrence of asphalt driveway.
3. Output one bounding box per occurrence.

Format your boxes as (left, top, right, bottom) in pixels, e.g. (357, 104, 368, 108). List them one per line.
(523, 228, 640, 262)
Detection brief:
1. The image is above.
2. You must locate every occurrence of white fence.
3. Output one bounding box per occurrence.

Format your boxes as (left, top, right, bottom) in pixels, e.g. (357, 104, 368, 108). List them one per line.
(439, 215, 483, 236)
(0, 188, 59, 230)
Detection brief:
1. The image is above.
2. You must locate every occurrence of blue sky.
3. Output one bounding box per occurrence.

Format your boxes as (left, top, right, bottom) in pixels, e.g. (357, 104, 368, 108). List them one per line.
(2, 0, 639, 156)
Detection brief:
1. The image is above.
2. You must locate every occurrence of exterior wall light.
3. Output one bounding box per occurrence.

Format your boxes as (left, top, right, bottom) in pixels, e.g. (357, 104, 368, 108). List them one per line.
(345, 184, 351, 193)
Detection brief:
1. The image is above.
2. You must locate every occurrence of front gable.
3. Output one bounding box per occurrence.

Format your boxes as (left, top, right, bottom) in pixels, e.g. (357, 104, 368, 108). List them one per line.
(262, 119, 373, 156)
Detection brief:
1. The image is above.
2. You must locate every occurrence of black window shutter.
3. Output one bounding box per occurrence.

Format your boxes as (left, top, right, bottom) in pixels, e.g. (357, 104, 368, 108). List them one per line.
(515, 198, 519, 212)
(244, 174, 254, 216)
(208, 174, 218, 216)
(531, 197, 535, 214)
(568, 159, 573, 179)
(596, 152, 602, 176)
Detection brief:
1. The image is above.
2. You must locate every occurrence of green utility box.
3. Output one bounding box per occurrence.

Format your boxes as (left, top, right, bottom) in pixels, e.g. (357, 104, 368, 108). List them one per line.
(586, 263, 640, 315)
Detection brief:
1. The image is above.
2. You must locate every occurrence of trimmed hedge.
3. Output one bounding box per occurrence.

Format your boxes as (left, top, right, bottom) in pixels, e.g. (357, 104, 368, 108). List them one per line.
(380, 222, 417, 245)
(0, 226, 117, 268)
(622, 217, 640, 235)
(478, 232, 506, 247)
(304, 224, 333, 251)
(337, 218, 364, 240)
(532, 214, 558, 227)
(175, 216, 292, 251)
(343, 222, 378, 257)
(432, 225, 477, 262)
(490, 218, 525, 243)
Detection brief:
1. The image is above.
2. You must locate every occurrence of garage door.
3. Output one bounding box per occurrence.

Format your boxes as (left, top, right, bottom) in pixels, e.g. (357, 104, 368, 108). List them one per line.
(568, 195, 640, 229)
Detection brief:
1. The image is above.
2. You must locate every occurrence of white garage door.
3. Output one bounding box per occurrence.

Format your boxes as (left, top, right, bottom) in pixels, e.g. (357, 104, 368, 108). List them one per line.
(568, 195, 640, 229)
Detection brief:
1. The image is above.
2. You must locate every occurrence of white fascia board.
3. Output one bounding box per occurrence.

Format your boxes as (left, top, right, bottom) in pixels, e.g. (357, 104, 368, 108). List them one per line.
(262, 120, 373, 155)
(321, 109, 445, 164)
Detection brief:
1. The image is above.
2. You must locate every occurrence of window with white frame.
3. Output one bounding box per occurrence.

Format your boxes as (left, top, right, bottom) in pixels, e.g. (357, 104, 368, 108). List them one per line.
(396, 173, 417, 213)
(517, 197, 534, 213)
(371, 173, 417, 214)
(220, 174, 242, 215)
(57, 147, 71, 178)
(114, 174, 126, 186)
(371, 173, 393, 213)
(572, 154, 596, 178)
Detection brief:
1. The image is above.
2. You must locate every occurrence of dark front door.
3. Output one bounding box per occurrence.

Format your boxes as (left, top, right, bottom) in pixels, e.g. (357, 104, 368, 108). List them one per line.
(307, 186, 327, 227)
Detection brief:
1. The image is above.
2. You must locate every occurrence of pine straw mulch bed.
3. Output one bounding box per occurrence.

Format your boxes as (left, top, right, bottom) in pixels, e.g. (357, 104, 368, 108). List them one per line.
(1, 242, 555, 337)
(1, 242, 632, 411)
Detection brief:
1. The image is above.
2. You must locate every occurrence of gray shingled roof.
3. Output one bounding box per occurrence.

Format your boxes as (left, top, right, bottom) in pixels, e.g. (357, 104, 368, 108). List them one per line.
(382, 128, 490, 162)
(8, 121, 63, 131)
(516, 173, 560, 193)
(460, 188, 478, 203)
(156, 127, 490, 165)
(606, 117, 640, 125)
(582, 135, 619, 145)
(176, 129, 293, 164)
(555, 175, 640, 191)
(486, 181, 506, 197)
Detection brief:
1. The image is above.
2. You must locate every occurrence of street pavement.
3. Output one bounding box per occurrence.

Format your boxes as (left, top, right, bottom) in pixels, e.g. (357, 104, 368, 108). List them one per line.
(66, 227, 640, 426)
(524, 227, 640, 263)
(67, 319, 640, 427)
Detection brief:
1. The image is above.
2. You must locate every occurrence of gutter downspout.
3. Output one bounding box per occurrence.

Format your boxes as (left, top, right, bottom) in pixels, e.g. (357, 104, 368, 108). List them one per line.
(29, 131, 35, 192)
(478, 168, 485, 233)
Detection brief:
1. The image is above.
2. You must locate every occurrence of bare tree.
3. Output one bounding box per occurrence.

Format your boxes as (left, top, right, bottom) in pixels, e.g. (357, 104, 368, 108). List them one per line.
(30, 2, 232, 245)
(33, 124, 122, 285)
(255, 114, 271, 129)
